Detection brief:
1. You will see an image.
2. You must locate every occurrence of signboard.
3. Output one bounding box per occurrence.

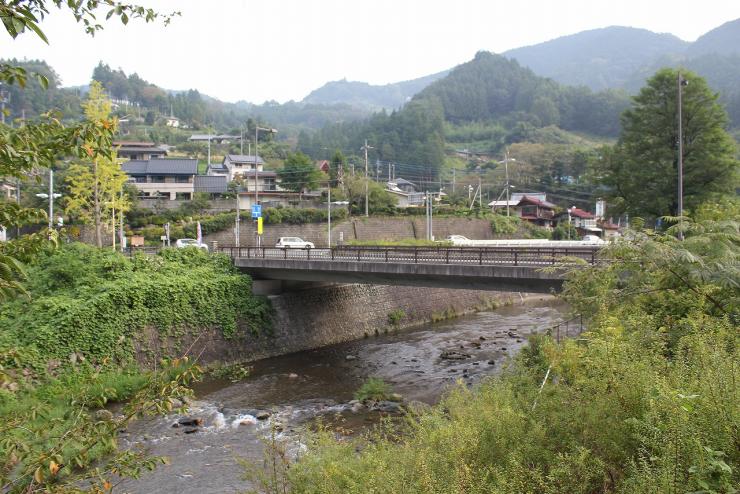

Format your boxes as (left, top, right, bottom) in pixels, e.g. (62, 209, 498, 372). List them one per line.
(251, 204, 262, 219)
(257, 217, 263, 235)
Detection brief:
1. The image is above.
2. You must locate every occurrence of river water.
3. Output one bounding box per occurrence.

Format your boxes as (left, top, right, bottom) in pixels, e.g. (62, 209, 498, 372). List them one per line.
(118, 297, 567, 494)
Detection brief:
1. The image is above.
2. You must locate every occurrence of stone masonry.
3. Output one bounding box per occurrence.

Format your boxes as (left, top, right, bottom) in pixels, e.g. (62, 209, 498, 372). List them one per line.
(203, 216, 495, 248)
(146, 283, 544, 367)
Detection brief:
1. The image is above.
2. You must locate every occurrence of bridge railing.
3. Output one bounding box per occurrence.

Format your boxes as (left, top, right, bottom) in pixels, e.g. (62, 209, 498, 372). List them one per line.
(216, 245, 602, 266)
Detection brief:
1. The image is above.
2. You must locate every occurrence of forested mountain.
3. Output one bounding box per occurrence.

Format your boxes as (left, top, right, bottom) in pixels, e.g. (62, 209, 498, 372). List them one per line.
(1, 61, 372, 136)
(301, 70, 449, 110)
(687, 18, 740, 56)
(298, 51, 630, 180)
(501, 19, 740, 126)
(413, 52, 630, 136)
(504, 26, 688, 91)
(0, 59, 82, 121)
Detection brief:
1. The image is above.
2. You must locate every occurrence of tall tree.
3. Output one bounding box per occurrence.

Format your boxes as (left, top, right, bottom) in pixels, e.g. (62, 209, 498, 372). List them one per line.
(277, 152, 322, 197)
(66, 80, 130, 247)
(602, 68, 738, 219)
(329, 149, 345, 184)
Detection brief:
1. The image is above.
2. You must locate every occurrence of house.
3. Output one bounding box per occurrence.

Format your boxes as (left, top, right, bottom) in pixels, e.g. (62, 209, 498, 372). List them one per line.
(165, 116, 180, 128)
(122, 158, 198, 200)
(316, 160, 330, 173)
(114, 141, 168, 161)
(555, 207, 602, 237)
(488, 192, 556, 227)
(386, 178, 424, 207)
(216, 154, 278, 193)
(1, 179, 17, 200)
(193, 175, 229, 197)
(598, 219, 621, 240)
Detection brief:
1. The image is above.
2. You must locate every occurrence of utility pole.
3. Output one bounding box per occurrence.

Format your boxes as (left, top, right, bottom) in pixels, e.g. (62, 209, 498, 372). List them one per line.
(677, 72, 688, 241)
(361, 140, 373, 216)
(0, 89, 8, 125)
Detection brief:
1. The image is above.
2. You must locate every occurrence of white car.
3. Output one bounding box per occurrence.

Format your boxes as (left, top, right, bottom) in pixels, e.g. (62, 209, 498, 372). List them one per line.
(445, 235, 470, 243)
(175, 238, 209, 251)
(275, 237, 315, 249)
(581, 235, 605, 244)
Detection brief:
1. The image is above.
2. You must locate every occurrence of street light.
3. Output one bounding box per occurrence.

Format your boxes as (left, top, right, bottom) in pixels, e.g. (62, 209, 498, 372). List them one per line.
(498, 150, 516, 217)
(326, 184, 348, 247)
(254, 126, 277, 247)
(35, 169, 61, 230)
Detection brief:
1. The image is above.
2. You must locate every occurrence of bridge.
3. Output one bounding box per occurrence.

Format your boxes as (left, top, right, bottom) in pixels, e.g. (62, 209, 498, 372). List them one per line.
(217, 245, 601, 293)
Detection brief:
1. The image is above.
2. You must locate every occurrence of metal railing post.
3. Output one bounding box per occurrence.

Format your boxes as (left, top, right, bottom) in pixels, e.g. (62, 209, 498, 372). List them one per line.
(479, 249, 483, 265)
(514, 251, 518, 266)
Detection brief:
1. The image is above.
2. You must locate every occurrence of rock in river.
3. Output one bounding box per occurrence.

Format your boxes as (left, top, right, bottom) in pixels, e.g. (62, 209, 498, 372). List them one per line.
(440, 350, 471, 360)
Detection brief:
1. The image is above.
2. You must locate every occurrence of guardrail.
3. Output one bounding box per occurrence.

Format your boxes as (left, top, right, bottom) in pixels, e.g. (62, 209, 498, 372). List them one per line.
(216, 245, 601, 266)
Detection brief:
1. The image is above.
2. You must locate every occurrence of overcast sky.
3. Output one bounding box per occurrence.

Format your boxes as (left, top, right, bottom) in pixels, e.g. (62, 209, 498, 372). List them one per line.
(2, 0, 739, 103)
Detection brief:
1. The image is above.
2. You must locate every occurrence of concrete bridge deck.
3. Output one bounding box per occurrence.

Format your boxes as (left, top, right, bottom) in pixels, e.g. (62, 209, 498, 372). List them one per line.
(219, 246, 600, 293)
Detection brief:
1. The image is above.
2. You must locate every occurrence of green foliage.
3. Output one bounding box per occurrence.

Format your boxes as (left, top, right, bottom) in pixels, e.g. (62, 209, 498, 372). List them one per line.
(489, 213, 520, 234)
(354, 377, 391, 402)
(387, 309, 405, 327)
(277, 152, 323, 194)
(0, 357, 198, 492)
(552, 222, 579, 240)
(281, 212, 739, 493)
(601, 68, 739, 219)
(0, 244, 272, 372)
(209, 362, 252, 383)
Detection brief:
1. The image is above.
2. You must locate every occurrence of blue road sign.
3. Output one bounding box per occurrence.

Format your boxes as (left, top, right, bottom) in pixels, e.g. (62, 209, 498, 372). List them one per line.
(251, 204, 262, 218)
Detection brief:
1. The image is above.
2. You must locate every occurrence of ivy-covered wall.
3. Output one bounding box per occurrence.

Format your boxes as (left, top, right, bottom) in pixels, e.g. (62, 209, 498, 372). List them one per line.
(0, 245, 272, 374)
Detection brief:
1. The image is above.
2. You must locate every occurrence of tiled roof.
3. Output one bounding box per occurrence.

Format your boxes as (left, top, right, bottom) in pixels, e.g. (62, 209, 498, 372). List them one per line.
(519, 195, 556, 209)
(225, 154, 265, 164)
(121, 160, 148, 174)
(113, 141, 156, 147)
(121, 158, 197, 176)
(569, 207, 595, 219)
(194, 175, 228, 193)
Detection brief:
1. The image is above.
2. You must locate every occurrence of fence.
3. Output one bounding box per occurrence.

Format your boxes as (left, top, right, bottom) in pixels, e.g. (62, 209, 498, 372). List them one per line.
(546, 314, 585, 343)
(215, 245, 602, 267)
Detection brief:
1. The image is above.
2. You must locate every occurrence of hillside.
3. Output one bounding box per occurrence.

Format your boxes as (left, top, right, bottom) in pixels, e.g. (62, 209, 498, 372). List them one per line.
(413, 51, 629, 136)
(301, 70, 449, 110)
(503, 26, 688, 91)
(687, 18, 740, 56)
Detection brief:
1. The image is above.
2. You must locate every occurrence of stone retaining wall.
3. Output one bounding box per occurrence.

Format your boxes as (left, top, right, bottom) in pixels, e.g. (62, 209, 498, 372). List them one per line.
(138, 283, 544, 367)
(203, 216, 495, 248)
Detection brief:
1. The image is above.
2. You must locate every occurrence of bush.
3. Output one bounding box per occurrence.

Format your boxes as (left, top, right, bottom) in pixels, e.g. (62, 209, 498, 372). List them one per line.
(354, 377, 391, 402)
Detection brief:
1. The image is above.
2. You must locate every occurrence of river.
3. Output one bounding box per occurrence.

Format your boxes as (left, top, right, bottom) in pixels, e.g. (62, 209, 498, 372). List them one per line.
(118, 297, 567, 493)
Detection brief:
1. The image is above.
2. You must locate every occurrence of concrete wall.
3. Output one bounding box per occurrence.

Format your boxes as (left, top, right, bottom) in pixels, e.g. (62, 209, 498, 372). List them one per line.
(203, 216, 496, 248)
(137, 282, 541, 367)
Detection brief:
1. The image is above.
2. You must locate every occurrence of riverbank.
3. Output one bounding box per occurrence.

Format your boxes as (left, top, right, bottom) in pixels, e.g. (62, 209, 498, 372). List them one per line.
(116, 298, 569, 493)
(172, 282, 550, 366)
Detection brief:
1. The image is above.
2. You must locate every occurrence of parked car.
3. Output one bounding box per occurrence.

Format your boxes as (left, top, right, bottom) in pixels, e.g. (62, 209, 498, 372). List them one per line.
(275, 237, 315, 249)
(581, 235, 605, 244)
(175, 238, 209, 251)
(445, 235, 470, 245)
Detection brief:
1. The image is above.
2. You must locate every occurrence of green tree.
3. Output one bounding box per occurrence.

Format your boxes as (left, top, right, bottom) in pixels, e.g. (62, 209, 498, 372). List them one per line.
(65, 81, 130, 247)
(329, 149, 345, 183)
(333, 176, 397, 215)
(277, 152, 322, 197)
(603, 68, 739, 219)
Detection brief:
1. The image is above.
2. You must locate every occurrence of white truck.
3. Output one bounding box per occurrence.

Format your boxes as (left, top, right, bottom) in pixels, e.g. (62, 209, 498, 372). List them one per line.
(444, 235, 605, 248)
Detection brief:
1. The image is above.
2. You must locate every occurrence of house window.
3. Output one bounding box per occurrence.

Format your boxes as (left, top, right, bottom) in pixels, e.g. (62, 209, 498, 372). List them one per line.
(150, 175, 166, 183)
(263, 178, 276, 191)
(175, 176, 190, 183)
(134, 176, 146, 183)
